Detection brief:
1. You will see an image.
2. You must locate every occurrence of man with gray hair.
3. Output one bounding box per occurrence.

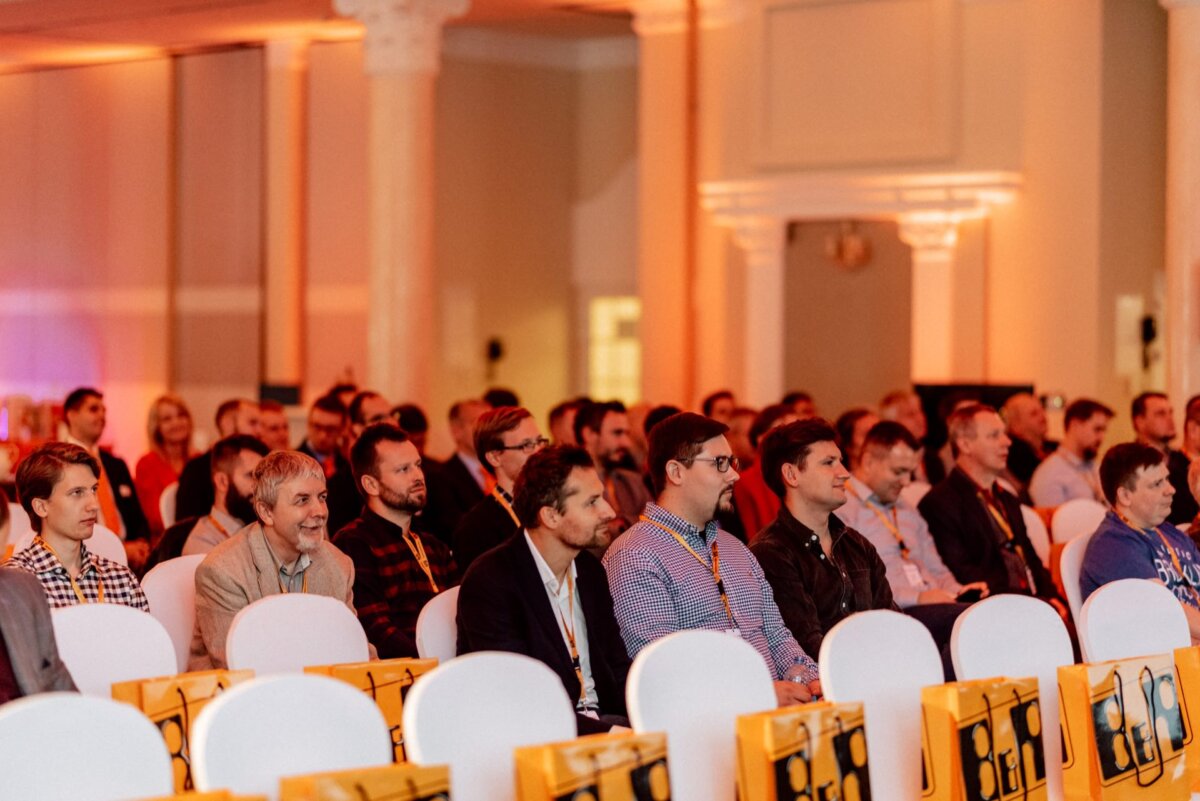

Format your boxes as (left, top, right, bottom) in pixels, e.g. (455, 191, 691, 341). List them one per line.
(188, 450, 365, 671)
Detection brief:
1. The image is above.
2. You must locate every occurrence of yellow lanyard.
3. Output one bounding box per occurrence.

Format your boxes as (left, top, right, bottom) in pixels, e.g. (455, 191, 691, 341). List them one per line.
(553, 571, 587, 705)
(403, 530, 440, 593)
(977, 491, 1038, 593)
(1120, 515, 1200, 606)
(639, 515, 735, 627)
(208, 514, 231, 538)
(846, 485, 910, 559)
(36, 536, 104, 604)
(491, 487, 520, 527)
(276, 567, 309, 594)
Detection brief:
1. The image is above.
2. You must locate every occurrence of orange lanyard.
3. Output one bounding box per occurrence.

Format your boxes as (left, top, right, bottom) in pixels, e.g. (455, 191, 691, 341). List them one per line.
(36, 537, 104, 604)
(491, 487, 520, 527)
(208, 514, 231, 539)
(846, 485, 910, 559)
(1120, 516, 1200, 606)
(553, 571, 587, 705)
(977, 491, 1038, 594)
(276, 567, 309, 594)
(639, 515, 735, 626)
(403, 530, 440, 593)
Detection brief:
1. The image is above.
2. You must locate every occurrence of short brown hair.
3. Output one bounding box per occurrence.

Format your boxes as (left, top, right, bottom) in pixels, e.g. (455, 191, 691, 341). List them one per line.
(760, 418, 839, 499)
(15, 442, 100, 533)
(1100, 442, 1167, 506)
(474, 407, 533, 475)
(646, 412, 728, 495)
(512, 446, 596, 530)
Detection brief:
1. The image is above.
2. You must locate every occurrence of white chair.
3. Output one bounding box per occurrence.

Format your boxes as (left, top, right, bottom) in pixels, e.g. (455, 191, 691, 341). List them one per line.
(402, 651, 576, 801)
(1078, 578, 1190, 663)
(142, 554, 205, 671)
(226, 593, 370, 674)
(11, 522, 128, 566)
(52, 603, 178, 696)
(819, 610, 943, 801)
(626, 630, 776, 801)
(5, 501, 32, 549)
(159, 481, 178, 529)
(0, 693, 173, 800)
(951, 594, 1074, 801)
(415, 586, 460, 663)
(1021, 504, 1051, 565)
(1052, 498, 1107, 544)
(191, 674, 392, 801)
(1059, 531, 1092, 622)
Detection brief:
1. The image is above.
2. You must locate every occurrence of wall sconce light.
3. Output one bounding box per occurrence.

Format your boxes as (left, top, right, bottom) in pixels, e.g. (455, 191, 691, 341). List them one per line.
(824, 221, 872, 270)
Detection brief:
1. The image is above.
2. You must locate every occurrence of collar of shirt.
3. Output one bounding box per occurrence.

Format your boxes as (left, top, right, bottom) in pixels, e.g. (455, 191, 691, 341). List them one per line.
(23, 538, 99, 578)
(641, 502, 718, 548)
(1055, 448, 1094, 470)
(523, 530, 578, 597)
(774, 505, 847, 554)
(847, 475, 889, 509)
(257, 526, 312, 584)
(63, 434, 99, 457)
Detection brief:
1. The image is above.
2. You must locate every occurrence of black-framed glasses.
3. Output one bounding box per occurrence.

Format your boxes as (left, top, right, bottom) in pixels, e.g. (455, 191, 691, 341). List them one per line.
(693, 455, 740, 473)
(497, 437, 550, 454)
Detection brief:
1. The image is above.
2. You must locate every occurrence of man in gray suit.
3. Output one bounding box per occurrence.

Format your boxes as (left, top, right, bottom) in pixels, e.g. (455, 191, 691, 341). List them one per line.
(0, 568, 77, 703)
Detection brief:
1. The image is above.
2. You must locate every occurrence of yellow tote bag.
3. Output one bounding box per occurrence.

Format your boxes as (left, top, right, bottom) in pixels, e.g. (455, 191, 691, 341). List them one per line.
(515, 730, 670, 801)
(306, 658, 438, 762)
(278, 763, 450, 801)
(735, 701, 871, 801)
(111, 668, 254, 793)
(135, 793, 266, 801)
(921, 676, 1047, 801)
(1059, 652, 1195, 801)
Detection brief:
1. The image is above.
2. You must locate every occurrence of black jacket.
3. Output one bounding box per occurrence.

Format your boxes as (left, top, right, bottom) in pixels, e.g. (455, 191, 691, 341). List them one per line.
(99, 449, 149, 543)
(451, 493, 520, 571)
(423, 455, 486, 546)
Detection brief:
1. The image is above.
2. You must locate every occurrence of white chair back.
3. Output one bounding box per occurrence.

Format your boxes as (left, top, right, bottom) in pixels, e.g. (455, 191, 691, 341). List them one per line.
(402, 651, 576, 801)
(191, 674, 392, 801)
(1052, 498, 1107, 544)
(0, 693, 173, 800)
(51, 604, 178, 696)
(626, 630, 776, 801)
(951, 594, 1074, 801)
(225, 593, 370, 674)
(5, 502, 32, 549)
(415, 585, 460, 663)
(1059, 532, 1092, 622)
(159, 481, 179, 528)
(819, 610, 943, 801)
(1078, 578, 1190, 663)
(1021, 504, 1051, 565)
(12, 522, 128, 566)
(142, 554, 205, 671)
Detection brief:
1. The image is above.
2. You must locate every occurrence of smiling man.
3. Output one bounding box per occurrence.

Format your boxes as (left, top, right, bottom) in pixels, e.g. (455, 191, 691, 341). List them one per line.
(189, 450, 362, 671)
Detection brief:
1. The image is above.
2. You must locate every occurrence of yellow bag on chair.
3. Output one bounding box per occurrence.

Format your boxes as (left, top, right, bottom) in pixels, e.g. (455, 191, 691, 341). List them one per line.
(279, 763, 450, 801)
(305, 658, 438, 762)
(921, 676, 1047, 801)
(111, 669, 254, 793)
(735, 701, 871, 801)
(136, 793, 266, 801)
(1059, 652, 1196, 801)
(515, 730, 671, 801)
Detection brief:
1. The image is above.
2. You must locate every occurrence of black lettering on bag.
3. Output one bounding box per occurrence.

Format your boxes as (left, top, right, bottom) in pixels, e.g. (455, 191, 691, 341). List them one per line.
(1009, 692, 1046, 787)
(833, 719, 872, 801)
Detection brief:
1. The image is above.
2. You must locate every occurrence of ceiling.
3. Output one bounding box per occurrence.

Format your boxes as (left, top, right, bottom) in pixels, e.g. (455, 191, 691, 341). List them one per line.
(0, 0, 633, 73)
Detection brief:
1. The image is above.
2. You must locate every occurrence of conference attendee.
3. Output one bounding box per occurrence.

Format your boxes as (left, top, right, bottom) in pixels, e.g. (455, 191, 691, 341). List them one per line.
(176, 398, 261, 521)
(1001, 392, 1056, 489)
(701, 390, 736, 424)
(782, 391, 818, 420)
(392, 403, 430, 456)
(918, 404, 1065, 614)
(298, 394, 360, 537)
(834, 407, 879, 472)
(9, 443, 149, 611)
(548, 398, 586, 446)
(0, 567, 77, 703)
(484, 387, 520, 408)
(258, 400, 292, 452)
(61, 387, 150, 569)
(423, 398, 492, 543)
(727, 407, 759, 469)
(1028, 398, 1112, 507)
(1184, 395, 1200, 462)
(348, 390, 392, 444)
(457, 446, 631, 734)
(879, 389, 933, 485)
(575, 401, 652, 537)
(334, 424, 458, 659)
(189, 451, 365, 671)
(1080, 443, 1200, 644)
(182, 435, 270, 556)
(602, 413, 820, 707)
(134, 394, 196, 541)
(452, 407, 547, 570)
(733, 403, 797, 540)
(1133, 392, 1198, 525)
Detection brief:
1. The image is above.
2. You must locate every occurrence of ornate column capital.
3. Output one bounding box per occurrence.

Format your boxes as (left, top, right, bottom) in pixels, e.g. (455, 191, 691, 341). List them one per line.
(631, 0, 744, 37)
(335, 0, 469, 76)
(730, 216, 785, 261)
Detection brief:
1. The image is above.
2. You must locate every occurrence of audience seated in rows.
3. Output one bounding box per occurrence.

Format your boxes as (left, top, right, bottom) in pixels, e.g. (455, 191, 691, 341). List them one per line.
(1028, 398, 1112, 507)
(548, 399, 584, 447)
(576, 401, 651, 539)
(134, 394, 197, 542)
(257, 399, 291, 452)
(182, 435, 269, 557)
(1132, 391, 1198, 525)
(176, 399, 261, 521)
(1001, 392, 1057, 497)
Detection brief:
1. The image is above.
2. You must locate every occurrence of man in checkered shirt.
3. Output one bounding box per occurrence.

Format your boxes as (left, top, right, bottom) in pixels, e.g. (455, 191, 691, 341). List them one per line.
(602, 412, 821, 706)
(7, 443, 149, 611)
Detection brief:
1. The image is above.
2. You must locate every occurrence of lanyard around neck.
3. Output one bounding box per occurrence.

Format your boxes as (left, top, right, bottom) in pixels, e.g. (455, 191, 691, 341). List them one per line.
(846, 484, 909, 558)
(1119, 515, 1200, 605)
(402, 530, 440, 593)
(552, 570, 587, 706)
(639, 515, 735, 626)
(276, 566, 309, 594)
(36, 536, 104, 604)
(491, 486, 520, 527)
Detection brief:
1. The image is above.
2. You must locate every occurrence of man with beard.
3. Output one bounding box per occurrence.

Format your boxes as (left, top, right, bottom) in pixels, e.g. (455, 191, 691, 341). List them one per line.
(189, 451, 364, 670)
(457, 446, 631, 733)
(602, 413, 821, 707)
(576, 401, 652, 538)
(1029, 399, 1112, 506)
(182, 435, 270, 556)
(334, 423, 459, 658)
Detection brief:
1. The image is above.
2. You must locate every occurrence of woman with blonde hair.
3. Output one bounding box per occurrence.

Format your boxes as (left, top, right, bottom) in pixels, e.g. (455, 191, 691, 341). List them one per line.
(135, 394, 196, 541)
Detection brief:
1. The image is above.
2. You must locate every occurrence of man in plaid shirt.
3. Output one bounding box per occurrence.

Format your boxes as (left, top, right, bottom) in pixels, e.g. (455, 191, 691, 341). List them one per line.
(8, 443, 149, 611)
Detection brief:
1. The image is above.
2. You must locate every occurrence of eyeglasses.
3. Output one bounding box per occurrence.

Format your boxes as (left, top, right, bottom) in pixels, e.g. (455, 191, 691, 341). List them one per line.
(693, 455, 741, 473)
(497, 437, 550, 454)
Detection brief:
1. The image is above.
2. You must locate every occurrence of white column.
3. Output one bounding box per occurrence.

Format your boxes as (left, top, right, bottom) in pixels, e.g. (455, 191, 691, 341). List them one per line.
(334, 0, 468, 403)
(263, 39, 308, 390)
(731, 217, 786, 406)
(1162, 0, 1200, 404)
(899, 215, 960, 384)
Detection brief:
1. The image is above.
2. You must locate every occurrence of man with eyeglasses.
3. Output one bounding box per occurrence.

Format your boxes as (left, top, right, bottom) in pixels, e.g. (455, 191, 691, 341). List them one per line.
(453, 407, 549, 570)
(603, 412, 821, 708)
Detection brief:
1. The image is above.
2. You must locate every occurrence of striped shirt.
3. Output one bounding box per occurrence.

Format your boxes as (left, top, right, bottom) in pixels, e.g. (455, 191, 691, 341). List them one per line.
(602, 502, 817, 682)
(5, 539, 149, 612)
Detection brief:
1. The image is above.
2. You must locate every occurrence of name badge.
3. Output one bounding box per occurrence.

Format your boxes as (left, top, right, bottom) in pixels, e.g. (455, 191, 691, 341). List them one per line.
(902, 562, 925, 588)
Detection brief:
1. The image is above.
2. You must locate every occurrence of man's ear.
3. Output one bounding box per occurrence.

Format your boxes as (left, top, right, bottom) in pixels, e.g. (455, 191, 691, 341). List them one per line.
(781, 461, 802, 489)
(359, 473, 380, 499)
(664, 459, 685, 487)
(538, 505, 560, 530)
(255, 499, 274, 527)
(30, 497, 49, 521)
(485, 450, 503, 471)
(213, 472, 230, 495)
(1114, 484, 1133, 510)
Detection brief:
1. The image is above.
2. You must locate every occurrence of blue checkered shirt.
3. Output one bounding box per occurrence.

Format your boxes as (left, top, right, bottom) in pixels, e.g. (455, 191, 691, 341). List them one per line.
(5, 539, 150, 612)
(602, 502, 818, 682)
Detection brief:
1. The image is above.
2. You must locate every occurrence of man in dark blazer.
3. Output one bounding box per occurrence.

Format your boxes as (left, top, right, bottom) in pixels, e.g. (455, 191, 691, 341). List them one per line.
(457, 445, 631, 734)
(423, 398, 491, 544)
(0, 568, 77, 702)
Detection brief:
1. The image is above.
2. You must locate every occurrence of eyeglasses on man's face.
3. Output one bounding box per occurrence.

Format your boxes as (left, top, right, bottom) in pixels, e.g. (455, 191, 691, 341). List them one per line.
(497, 437, 550, 454)
(693, 455, 740, 473)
